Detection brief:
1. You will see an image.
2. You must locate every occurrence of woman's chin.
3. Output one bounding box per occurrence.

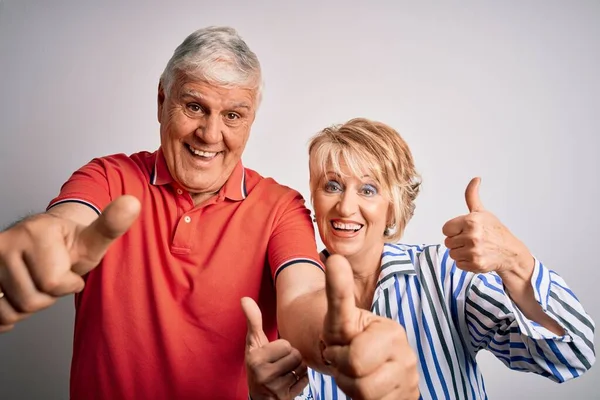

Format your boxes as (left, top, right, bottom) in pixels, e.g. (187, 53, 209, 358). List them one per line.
(325, 241, 362, 259)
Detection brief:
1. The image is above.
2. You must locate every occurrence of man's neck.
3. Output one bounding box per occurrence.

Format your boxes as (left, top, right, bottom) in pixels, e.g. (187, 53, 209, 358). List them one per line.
(191, 191, 219, 206)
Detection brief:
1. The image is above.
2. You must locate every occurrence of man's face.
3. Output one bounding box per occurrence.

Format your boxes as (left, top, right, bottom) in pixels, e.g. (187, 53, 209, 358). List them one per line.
(158, 77, 257, 198)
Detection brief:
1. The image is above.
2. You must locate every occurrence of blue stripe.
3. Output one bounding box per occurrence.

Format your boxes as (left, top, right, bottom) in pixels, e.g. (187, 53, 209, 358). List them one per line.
(440, 248, 449, 281)
(414, 278, 451, 399)
(405, 276, 437, 397)
(320, 372, 325, 400)
(331, 376, 338, 400)
(533, 340, 564, 382)
(467, 321, 487, 343)
(477, 275, 504, 296)
(453, 266, 468, 301)
(535, 262, 544, 294)
(382, 251, 407, 257)
(548, 275, 579, 301)
(546, 339, 579, 379)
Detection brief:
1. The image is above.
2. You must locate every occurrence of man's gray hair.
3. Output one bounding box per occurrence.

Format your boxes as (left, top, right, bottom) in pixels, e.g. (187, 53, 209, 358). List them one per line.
(161, 26, 262, 102)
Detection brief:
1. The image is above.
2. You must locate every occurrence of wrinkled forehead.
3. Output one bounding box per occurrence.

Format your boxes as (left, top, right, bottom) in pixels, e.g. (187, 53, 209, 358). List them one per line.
(172, 76, 258, 108)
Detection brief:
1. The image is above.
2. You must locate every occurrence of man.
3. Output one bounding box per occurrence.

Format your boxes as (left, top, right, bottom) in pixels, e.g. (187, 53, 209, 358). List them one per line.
(0, 27, 418, 399)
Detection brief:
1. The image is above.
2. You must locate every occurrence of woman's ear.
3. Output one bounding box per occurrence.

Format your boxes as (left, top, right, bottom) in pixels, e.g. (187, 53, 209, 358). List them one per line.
(386, 202, 395, 228)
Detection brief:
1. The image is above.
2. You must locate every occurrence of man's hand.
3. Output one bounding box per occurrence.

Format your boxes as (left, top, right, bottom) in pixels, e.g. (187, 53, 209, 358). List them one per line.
(442, 177, 534, 275)
(0, 195, 140, 332)
(242, 297, 308, 400)
(321, 255, 420, 400)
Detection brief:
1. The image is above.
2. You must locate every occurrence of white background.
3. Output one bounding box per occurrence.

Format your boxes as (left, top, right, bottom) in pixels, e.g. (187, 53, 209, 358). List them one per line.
(0, 1, 598, 398)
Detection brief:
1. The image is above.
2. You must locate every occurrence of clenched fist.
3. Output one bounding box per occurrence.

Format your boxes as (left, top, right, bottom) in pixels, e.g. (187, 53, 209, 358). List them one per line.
(0, 195, 140, 332)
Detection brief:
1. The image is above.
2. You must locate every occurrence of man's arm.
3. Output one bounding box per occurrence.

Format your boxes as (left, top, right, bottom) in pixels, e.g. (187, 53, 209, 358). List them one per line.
(0, 196, 140, 332)
(276, 262, 328, 371)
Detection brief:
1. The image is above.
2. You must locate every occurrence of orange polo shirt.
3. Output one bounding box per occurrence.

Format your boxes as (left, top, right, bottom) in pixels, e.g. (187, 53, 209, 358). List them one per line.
(47, 149, 323, 400)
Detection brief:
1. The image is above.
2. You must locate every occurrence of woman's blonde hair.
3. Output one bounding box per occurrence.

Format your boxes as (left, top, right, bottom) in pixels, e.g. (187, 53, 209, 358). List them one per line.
(308, 118, 421, 242)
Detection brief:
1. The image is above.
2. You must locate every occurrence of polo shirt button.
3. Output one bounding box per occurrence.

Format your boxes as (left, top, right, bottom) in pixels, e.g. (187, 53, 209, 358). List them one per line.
(184, 216, 191, 223)
(176, 189, 183, 195)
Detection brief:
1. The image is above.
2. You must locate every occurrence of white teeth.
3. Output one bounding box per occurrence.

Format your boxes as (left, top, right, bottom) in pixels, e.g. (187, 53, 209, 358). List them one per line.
(189, 145, 218, 158)
(332, 221, 362, 231)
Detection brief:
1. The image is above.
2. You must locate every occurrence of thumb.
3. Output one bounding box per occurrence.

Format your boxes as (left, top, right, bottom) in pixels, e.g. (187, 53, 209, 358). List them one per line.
(323, 254, 361, 345)
(72, 195, 141, 275)
(465, 177, 484, 213)
(241, 297, 269, 351)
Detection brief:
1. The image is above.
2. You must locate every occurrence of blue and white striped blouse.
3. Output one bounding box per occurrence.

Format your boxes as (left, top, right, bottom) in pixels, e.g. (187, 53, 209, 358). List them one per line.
(296, 243, 595, 400)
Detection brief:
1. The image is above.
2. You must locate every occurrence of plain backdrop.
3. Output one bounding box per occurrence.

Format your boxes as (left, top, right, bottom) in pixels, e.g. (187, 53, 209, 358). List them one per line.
(1, 1, 599, 398)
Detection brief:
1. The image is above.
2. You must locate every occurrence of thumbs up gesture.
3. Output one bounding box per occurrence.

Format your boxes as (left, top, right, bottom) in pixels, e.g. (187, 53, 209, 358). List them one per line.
(442, 178, 532, 274)
(0, 195, 140, 332)
(320, 255, 420, 400)
(242, 297, 308, 400)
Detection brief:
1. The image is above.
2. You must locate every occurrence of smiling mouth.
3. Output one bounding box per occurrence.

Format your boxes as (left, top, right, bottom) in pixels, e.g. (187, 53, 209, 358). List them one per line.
(331, 221, 364, 232)
(186, 143, 222, 160)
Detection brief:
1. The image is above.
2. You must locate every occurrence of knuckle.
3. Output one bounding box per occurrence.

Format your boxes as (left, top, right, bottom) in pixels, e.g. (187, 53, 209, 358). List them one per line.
(467, 235, 480, 246)
(464, 216, 478, 228)
(276, 339, 292, 353)
(14, 297, 42, 314)
(354, 380, 375, 400)
(38, 278, 62, 294)
(254, 368, 270, 384)
(246, 354, 263, 370)
(0, 311, 18, 326)
(347, 345, 366, 376)
(289, 348, 303, 363)
(471, 254, 484, 266)
(448, 249, 457, 260)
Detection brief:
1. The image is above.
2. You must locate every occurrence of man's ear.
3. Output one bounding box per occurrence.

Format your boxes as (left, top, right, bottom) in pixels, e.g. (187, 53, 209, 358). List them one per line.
(157, 81, 166, 124)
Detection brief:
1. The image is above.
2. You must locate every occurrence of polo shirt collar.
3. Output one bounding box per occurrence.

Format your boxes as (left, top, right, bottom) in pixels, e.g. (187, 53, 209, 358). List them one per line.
(150, 148, 248, 201)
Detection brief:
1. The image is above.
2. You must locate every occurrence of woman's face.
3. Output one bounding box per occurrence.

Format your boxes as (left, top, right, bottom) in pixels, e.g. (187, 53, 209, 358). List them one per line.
(313, 163, 390, 262)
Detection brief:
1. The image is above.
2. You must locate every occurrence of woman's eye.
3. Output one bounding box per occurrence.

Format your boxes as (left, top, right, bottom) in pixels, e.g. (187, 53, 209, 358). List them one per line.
(324, 180, 342, 192)
(360, 185, 378, 196)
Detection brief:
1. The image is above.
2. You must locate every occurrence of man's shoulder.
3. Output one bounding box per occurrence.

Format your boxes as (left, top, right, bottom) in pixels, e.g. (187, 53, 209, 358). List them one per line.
(95, 150, 154, 166)
(244, 167, 305, 201)
(90, 150, 155, 176)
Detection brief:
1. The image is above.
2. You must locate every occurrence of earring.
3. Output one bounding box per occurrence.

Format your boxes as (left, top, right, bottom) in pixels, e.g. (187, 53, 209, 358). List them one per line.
(384, 224, 396, 237)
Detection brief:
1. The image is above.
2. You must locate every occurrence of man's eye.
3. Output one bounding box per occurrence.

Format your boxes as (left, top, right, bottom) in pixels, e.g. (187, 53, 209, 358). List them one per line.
(187, 103, 202, 112)
(226, 112, 240, 120)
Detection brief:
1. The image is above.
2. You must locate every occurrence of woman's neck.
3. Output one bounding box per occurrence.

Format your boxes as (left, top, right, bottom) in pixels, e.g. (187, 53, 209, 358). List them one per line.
(346, 242, 385, 310)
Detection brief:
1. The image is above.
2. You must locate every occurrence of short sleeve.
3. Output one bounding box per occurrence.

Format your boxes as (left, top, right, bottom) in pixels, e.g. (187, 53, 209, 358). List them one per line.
(47, 157, 111, 215)
(267, 191, 324, 281)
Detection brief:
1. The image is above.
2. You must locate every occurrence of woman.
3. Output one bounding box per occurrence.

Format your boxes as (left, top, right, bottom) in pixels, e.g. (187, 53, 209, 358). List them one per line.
(248, 118, 595, 400)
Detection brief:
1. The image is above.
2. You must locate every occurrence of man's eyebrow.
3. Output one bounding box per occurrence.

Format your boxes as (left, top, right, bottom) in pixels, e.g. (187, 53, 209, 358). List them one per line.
(181, 90, 204, 99)
(181, 91, 251, 110)
(230, 102, 251, 110)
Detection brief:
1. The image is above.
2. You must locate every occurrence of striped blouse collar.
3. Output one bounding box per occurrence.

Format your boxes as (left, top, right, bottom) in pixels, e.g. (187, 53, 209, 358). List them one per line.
(320, 242, 416, 282)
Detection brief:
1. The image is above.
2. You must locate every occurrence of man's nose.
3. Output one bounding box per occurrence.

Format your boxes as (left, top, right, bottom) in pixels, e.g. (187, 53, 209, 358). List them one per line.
(195, 115, 222, 144)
